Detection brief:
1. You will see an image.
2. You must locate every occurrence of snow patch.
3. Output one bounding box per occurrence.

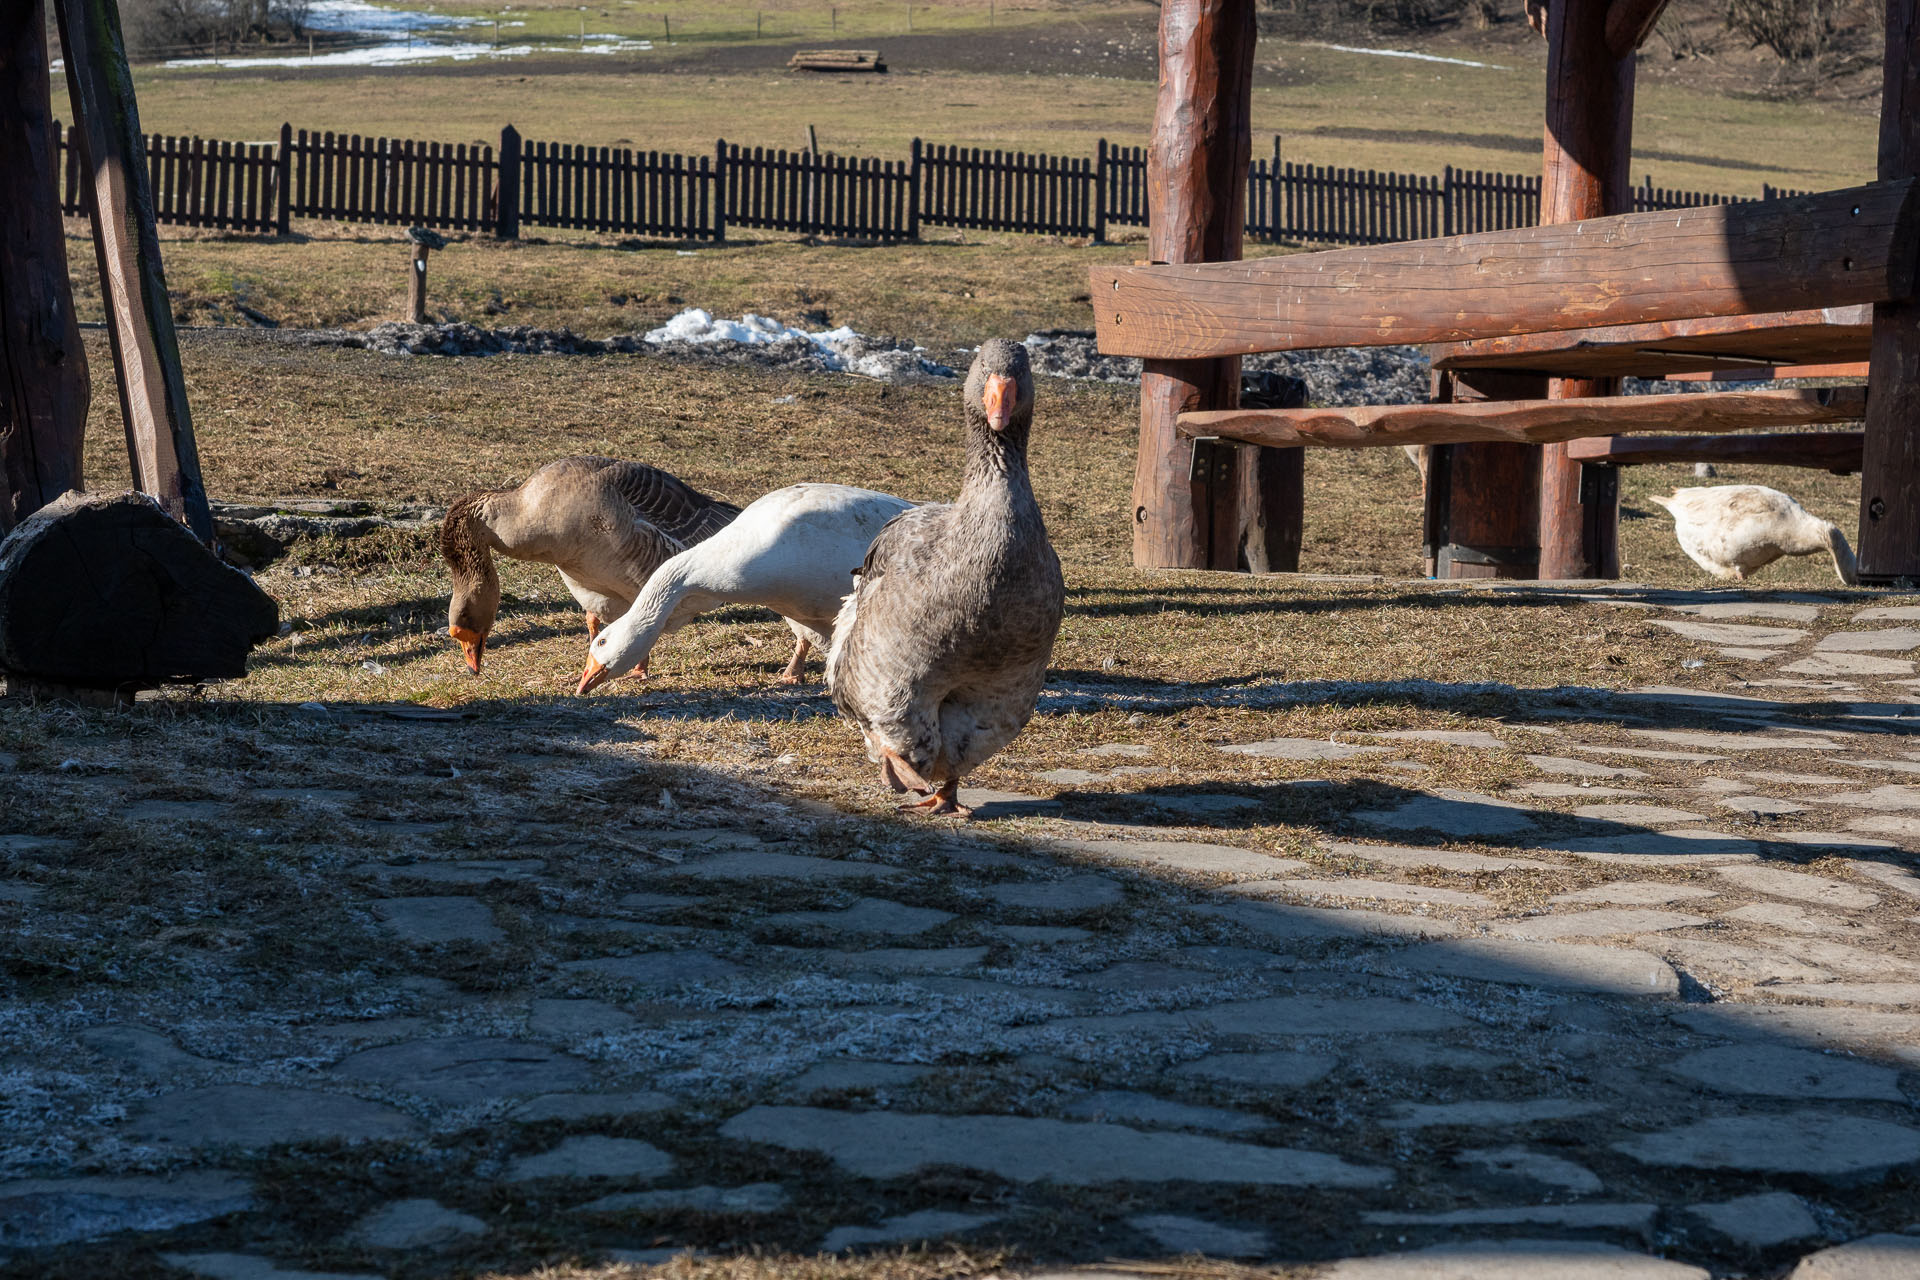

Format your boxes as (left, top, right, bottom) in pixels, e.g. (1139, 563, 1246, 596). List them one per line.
(1309, 42, 1511, 69)
(643, 309, 959, 380)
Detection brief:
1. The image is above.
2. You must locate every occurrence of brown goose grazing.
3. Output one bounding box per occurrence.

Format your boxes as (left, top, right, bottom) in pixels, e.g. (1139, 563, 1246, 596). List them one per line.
(441, 457, 738, 674)
(826, 339, 1064, 817)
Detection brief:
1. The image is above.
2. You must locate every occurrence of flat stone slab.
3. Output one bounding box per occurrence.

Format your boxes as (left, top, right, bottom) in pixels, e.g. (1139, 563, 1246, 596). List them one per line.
(1364, 729, 1508, 749)
(348, 1199, 487, 1250)
(781, 1060, 930, 1095)
(1668, 1044, 1905, 1100)
(987, 874, 1125, 913)
(158, 1254, 380, 1280)
(1057, 837, 1311, 879)
(1394, 939, 1679, 997)
(1493, 909, 1709, 941)
(1718, 794, 1809, 816)
(1816, 627, 1920, 651)
(1543, 830, 1760, 864)
(78, 1024, 218, 1077)
(0, 1172, 253, 1249)
(1042, 993, 1461, 1041)
(362, 859, 544, 886)
(576, 1183, 789, 1215)
(1149, 792, 1262, 818)
(506, 1136, 675, 1182)
(1078, 743, 1151, 758)
(528, 999, 639, 1040)
(1685, 1192, 1819, 1248)
(1573, 803, 1708, 824)
(126, 1085, 417, 1148)
(1384, 1099, 1604, 1129)
(1329, 842, 1562, 873)
(1352, 790, 1538, 837)
(1630, 729, 1839, 752)
(1550, 882, 1720, 907)
(670, 852, 903, 881)
(989, 924, 1093, 945)
(1651, 938, 1837, 986)
(1672, 601, 1822, 621)
(1526, 755, 1648, 779)
(1784, 653, 1916, 677)
(1171, 1051, 1340, 1088)
(1788, 1234, 1920, 1279)
(1131, 1213, 1270, 1258)
(1673, 1002, 1920, 1059)
(1722, 902, 1881, 938)
(822, 1209, 998, 1252)
(1218, 738, 1387, 760)
(1455, 1147, 1600, 1193)
(1514, 782, 1646, 799)
(369, 897, 503, 946)
(1650, 619, 1807, 645)
(1059, 1091, 1268, 1134)
(1238, 878, 1493, 909)
(1615, 1112, 1920, 1178)
(1714, 865, 1882, 908)
(957, 787, 1061, 817)
(765, 898, 955, 935)
(1361, 1204, 1655, 1230)
(1325, 1239, 1710, 1279)
(1828, 783, 1920, 811)
(510, 1091, 677, 1122)
(560, 951, 744, 986)
(1764, 982, 1920, 1005)
(1201, 900, 1463, 942)
(330, 1037, 594, 1105)
(717, 1107, 1391, 1186)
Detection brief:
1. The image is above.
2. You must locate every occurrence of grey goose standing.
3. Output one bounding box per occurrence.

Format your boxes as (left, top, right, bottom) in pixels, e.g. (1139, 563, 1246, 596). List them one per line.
(826, 339, 1065, 817)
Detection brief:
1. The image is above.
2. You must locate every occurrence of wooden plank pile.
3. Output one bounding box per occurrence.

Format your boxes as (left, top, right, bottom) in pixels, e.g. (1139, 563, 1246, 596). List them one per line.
(787, 48, 886, 72)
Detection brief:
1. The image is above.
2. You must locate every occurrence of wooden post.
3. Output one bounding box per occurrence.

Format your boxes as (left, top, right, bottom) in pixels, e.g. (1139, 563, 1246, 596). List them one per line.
(55, 0, 213, 545)
(1857, 0, 1920, 582)
(1236, 373, 1305, 572)
(495, 123, 520, 239)
(1426, 372, 1549, 578)
(1536, 0, 1634, 580)
(408, 244, 430, 322)
(0, 0, 88, 534)
(906, 137, 921, 240)
(1093, 138, 1107, 243)
(1133, 0, 1256, 570)
(275, 120, 292, 235)
(713, 138, 728, 242)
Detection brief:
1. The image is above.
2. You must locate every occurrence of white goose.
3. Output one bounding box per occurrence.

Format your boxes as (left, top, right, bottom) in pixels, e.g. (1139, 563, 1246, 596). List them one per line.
(1648, 485, 1859, 586)
(575, 482, 914, 692)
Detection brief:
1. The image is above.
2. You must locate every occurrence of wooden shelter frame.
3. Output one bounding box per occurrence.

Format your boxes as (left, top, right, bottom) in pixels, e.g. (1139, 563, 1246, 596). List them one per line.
(1102, 0, 1919, 584)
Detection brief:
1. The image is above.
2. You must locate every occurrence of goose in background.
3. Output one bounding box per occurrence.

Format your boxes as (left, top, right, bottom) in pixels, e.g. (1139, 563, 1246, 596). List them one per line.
(441, 457, 738, 674)
(827, 339, 1065, 818)
(575, 483, 914, 693)
(1648, 485, 1859, 586)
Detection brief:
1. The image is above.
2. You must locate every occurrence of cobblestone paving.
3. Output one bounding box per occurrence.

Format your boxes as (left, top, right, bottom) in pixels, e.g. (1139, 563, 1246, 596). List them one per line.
(4, 585, 1920, 1278)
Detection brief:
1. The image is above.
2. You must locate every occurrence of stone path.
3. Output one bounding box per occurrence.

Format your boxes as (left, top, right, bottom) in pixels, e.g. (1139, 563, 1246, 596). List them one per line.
(4, 585, 1920, 1278)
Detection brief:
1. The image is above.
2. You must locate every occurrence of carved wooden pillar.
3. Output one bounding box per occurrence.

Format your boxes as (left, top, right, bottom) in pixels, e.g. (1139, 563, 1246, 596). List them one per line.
(0, 0, 88, 533)
(1857, 0, 1920, 582)
(1132, 0, 1256, 570)
(1537, 0, 1635, 579)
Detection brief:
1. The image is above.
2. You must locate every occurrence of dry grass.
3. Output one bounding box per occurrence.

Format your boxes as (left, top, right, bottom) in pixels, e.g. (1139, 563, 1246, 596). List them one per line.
(102, 11, 1877, 194)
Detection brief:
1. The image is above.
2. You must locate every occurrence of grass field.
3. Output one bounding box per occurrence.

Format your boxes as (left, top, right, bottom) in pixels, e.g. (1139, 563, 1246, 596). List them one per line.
(93, 1, 1879, 195)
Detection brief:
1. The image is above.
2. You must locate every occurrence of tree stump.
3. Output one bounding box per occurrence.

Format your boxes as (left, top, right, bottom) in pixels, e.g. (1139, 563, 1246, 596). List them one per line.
(0, 491, 279, 691)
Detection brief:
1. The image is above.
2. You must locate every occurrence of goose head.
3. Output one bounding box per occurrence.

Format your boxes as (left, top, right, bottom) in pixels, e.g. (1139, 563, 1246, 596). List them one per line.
(965, 339, 1035, 442)
(440, 493, 501, 674)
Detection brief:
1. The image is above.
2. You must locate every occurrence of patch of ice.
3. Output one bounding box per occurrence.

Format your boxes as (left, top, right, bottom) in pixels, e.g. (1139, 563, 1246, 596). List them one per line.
(166, 41, 534, 69)
(1309, 42, 1511, 69)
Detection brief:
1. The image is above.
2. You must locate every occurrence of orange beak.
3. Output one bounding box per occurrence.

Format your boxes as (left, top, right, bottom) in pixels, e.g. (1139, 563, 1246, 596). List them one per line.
(982, 374, 1016, 432)
(449, 625, 485, 674)
(577, 657, 609, 695)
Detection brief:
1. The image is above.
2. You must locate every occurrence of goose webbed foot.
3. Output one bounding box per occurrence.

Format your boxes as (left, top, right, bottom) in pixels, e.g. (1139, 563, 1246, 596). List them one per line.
(776, 637, 812, 685)
(897, 780, 971, 819)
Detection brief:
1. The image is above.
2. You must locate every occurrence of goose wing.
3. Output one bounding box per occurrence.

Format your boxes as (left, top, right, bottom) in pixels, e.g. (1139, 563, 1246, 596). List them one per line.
(592, 458, 740, 548)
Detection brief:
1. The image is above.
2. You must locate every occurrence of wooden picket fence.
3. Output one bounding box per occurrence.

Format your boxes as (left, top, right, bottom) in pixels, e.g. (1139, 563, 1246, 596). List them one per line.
(53, 122, 1795, 248)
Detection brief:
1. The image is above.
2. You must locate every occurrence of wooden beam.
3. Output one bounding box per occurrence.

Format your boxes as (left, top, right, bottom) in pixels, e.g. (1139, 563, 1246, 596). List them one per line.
(1091, 181, 1919, 360)
(55, 0, 214, 545)
(1856, 0, 1920, 582)
(1539, 0, 1634, 580)
(1179, 387, 1867, 449)
(1665, 362, 1870, 382)
(1433, 307, 1873, 378)
(1131, 0, 1255, 571)
(1566, 432, 1863, 472)
(1605, 0, 1673, 56)
(0, 0, 87, 534)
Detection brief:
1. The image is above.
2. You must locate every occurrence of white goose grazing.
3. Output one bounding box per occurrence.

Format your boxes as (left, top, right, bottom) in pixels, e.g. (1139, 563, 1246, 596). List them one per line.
(827, 339, 1065, 818)
(441, 457, 738, 674)
(1648, 485, 1859, 586)
(575, 483, 914, 692)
